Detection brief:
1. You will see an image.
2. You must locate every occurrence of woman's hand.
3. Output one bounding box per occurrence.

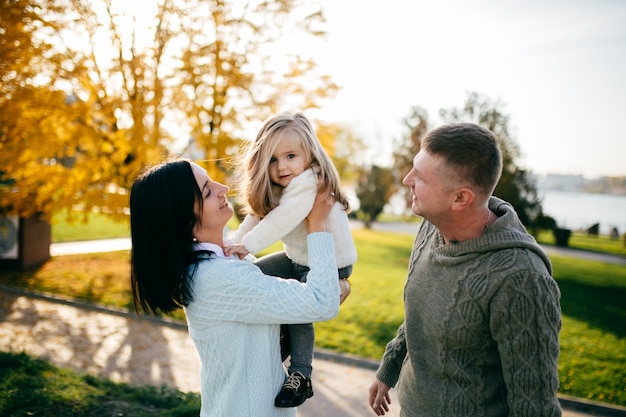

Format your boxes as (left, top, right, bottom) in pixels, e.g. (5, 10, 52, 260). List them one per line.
(305, 189, 334, 233)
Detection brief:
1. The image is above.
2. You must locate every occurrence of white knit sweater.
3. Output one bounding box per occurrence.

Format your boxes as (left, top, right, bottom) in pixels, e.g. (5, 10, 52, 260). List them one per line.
(184, 233, 340, 417)
(230, 168, 357, 268)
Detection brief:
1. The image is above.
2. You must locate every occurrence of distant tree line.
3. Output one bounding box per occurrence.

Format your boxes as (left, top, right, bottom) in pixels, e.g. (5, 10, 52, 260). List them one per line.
(581, 177, 626, 196)
(355, 92, 552, 236)
(538, 173, 626, 196)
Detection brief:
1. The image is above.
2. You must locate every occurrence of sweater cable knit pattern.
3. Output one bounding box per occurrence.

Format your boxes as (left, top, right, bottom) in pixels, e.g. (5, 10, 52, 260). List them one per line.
(376, 197, 562, 417)
(184, 233, 339, 417)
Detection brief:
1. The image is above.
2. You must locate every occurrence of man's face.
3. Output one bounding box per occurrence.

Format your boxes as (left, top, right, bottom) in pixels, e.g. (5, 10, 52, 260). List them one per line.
(402, 150, 455, 220)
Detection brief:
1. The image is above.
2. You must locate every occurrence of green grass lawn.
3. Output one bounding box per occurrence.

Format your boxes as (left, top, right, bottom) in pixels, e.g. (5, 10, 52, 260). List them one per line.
(314, 228, 409, 357)
(51, 211, 130, 242)
(0, 352, 200, 417)
(2, 227, 625, 407)
(548, 254, 626, 405)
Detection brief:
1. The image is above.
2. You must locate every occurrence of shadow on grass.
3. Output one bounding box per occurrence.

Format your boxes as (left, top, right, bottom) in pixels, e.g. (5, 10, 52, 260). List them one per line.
(0, 352, 200, 417)
(0, 252, 135, 312)
(557, 279, 626, 338)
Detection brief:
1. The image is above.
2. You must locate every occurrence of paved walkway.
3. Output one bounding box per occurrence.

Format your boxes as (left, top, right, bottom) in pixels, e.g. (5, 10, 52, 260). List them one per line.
(50, 222, 626, 266)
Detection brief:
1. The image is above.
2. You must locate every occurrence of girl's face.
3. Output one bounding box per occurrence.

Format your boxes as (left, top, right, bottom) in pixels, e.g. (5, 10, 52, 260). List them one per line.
(190, 162, 233, 243)
(268, 134, 308, 188)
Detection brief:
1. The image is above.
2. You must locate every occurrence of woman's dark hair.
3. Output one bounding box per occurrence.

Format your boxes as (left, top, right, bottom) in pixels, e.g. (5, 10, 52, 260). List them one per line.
(130, 159, 201, 314)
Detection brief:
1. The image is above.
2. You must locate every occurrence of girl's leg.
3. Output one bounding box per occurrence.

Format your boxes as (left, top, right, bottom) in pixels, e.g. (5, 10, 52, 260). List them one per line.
(286, 265, 353, 377)
(287, 262, 314, 378)
(254, 252, 297, 362)
(286, 323, 314, 377)
(254, 251, 297, 279)
(274, 262, 315, 407)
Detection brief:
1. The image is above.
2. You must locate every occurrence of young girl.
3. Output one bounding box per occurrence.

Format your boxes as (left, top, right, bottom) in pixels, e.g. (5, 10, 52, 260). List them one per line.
(226, 112, 357, 408)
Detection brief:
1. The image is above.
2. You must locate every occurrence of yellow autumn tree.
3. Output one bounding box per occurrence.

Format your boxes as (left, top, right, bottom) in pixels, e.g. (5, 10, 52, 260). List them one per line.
(0, 0, 338, 222)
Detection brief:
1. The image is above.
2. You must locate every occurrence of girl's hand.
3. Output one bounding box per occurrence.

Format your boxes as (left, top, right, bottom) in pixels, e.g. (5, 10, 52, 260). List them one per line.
(224, 243, 250, 260)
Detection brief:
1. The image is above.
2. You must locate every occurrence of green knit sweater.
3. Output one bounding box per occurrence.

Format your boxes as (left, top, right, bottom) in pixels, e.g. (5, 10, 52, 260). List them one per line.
(376, 197, 562, 416)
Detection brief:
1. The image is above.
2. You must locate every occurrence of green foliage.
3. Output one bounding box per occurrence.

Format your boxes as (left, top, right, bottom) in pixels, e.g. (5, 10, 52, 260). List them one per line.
(391, 106, 429, 207)
(355, 165, 398, 227)
(0, 352, 200, 416)
(316, 121, 367, 183)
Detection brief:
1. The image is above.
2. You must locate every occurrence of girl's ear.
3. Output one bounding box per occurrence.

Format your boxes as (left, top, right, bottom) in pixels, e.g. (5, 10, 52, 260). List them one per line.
(450, 187, 475, 211)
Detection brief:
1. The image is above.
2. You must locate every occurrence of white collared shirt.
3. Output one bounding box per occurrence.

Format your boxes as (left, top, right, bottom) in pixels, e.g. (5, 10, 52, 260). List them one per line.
(193, 239, 255, 262)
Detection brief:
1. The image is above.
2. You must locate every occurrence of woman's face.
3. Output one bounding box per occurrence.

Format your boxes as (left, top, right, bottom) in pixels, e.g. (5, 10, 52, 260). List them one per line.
(190, 162, 233, 243)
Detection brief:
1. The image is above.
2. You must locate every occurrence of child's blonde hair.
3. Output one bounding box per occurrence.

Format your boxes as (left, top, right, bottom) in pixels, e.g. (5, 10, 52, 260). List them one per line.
(237, 112, 350, 218)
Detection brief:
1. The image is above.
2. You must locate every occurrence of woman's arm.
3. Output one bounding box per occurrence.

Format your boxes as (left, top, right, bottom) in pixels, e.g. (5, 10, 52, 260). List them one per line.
(189, 234, 339, 325)
(187, 189, 340, 325)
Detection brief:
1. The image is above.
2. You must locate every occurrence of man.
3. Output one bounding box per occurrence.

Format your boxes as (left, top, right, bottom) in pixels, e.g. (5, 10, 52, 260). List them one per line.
(369, 123, 561, 416)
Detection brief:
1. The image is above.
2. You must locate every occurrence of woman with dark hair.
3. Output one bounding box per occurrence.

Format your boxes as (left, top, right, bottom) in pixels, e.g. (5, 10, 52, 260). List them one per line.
(130, 158, 340, 417)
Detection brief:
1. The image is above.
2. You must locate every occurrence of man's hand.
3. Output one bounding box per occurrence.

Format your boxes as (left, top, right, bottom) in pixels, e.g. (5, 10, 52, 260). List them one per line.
(368, 379, 392, 415)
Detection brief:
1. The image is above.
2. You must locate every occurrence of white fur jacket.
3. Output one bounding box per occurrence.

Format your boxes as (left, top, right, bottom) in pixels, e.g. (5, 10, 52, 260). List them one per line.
(230, 168, 357, 268)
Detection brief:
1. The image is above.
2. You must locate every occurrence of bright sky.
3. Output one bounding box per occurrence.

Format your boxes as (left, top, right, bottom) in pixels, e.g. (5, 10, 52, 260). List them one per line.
(303, 0, 626, 178)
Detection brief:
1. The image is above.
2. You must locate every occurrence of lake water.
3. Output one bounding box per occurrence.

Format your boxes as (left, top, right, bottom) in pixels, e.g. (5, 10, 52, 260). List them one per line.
(540, 190, 626, 234)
